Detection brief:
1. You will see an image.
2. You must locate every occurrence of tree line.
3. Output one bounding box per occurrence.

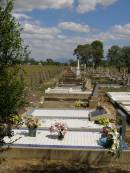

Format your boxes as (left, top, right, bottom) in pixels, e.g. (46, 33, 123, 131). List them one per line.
(74, 41, 130, 69)
(23, 57, 67, 66)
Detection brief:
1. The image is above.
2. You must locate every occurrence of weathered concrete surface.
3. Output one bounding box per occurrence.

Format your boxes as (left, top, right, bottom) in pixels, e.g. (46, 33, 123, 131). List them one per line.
(0, 147, 130, 168)
(44, 93, 91, 101)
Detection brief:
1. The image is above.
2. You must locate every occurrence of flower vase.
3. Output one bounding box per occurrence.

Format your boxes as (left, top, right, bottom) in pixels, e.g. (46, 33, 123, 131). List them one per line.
(28, 128, 37, 137)
(58, 131, 64, 140)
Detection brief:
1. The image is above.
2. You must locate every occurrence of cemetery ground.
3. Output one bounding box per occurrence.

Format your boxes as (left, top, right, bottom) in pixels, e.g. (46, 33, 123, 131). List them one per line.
(22, 65, 130, 148)
(1, 159, 130, 173)
(1, 65, 130, 173)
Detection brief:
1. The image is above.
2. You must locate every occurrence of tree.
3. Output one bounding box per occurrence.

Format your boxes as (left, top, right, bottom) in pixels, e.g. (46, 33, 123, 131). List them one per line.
(69, 59, 76, 66)
(107, 45, 130, 71)
(107, 45, 121, 66)
(122, 46, 130, 67)
(46, 58, 54, 65)
(91, 40, 104, 68)
(0, 0, 28, 144)
(74, 44, 93, 66)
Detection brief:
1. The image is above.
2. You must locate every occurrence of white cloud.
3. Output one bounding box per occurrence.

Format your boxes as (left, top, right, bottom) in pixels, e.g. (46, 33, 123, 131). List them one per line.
(58, 22, 90, 33)
(3, 0, 129, 61)
(21, 19, 130, 60)
(112, 23, 130, 39)
(13, 0, 118, 14)
(13, 13, 31, 20)
(92, 32, 115, 41)
(14, 0, 74, 12)
(89, 23, 130, 42)
(21, 21, 89, 60)
(23, 23, 60, 38)
(77, 0, 118, 13)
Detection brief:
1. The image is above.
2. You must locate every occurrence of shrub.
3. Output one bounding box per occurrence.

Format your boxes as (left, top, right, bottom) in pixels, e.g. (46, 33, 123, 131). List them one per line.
(95, 116, 110, 126)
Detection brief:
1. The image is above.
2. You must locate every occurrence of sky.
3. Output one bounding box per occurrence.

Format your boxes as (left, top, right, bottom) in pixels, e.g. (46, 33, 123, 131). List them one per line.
(12, 0, 130, 62)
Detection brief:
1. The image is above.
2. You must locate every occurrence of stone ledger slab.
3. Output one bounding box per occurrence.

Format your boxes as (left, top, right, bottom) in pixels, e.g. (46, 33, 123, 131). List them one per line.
(27, 109, 91, 119)
(4, 130, 102, 149)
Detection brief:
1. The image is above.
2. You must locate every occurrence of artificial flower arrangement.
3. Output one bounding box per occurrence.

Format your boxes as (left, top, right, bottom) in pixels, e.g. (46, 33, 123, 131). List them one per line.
(25, 116, 40, 129)
(49, 122, 68, 140)
(25, 116, 40, 137)
(100, 125, 121, 156)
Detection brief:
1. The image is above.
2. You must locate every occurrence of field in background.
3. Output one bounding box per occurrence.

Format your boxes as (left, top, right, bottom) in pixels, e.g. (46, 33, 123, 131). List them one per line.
(22, 65, 63, 90)
(19, 65, 64, 111)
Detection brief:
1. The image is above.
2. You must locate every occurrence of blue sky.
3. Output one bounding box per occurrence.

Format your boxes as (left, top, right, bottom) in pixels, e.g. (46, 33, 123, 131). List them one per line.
(13, 0, 130, 61)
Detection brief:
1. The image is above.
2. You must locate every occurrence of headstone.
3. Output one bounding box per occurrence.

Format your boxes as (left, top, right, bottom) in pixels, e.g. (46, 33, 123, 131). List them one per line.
(76, 59, 81, 78)
(69, 88, 73, 92)
(85, 79, 92, 90)
(89, 108, 107, 121)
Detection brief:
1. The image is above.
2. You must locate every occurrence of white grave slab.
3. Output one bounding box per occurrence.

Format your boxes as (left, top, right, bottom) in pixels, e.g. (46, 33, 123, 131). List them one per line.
(120, 101, 130, 105)
(107, 92, 130, 101)
(40, 119, 102, 130)
(27, 109, 91, 119)
(4, 130, 102, 149)
(45, 88, 91, 94)
(22, 118, 102, 131)
(123, 106, 130, 112)
(107, 92, 130, 115)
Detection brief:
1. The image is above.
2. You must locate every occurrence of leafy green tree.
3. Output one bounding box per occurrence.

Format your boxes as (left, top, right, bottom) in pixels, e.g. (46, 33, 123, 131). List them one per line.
(107, 45, 121, 66)
(46, 58, 53, 64)
(0, 0, 28, 144)
(107, 45, 130, 71)
(74, 44, 93, 66)
(122, 46, 130, 67)
(91, 40, 104, 68)
(69, 59, 76, 66)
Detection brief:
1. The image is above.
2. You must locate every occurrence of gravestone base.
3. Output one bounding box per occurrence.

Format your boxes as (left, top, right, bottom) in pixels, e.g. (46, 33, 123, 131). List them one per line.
(89, 99, 98, 109)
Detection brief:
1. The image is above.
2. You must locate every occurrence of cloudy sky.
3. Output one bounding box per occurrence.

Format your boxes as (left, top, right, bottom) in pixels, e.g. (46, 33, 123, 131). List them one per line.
(13, 0, 130, 62)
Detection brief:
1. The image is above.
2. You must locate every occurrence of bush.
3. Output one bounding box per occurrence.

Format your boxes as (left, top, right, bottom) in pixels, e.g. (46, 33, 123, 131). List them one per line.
(74, 100, 82, 108)
(95, 116, 110, 126)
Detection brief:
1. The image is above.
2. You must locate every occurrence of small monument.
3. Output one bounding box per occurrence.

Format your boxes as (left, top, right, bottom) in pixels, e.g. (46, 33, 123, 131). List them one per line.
(76, 58, 81, 78)
(85, 79, 92, 90)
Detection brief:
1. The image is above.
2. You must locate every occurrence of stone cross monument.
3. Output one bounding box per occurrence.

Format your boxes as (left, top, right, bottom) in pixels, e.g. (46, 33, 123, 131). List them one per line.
(76, 58, 80, 78)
